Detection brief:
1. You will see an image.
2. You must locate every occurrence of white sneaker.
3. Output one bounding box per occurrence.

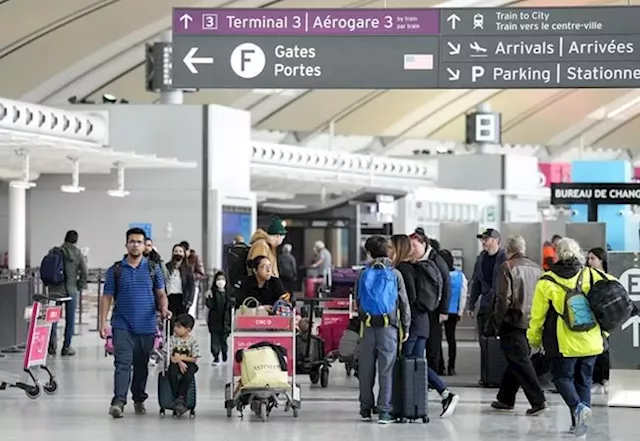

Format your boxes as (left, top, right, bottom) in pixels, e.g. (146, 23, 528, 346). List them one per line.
(149, 359, 157, 367)
(591, 384, 604, 394)
(602, 380, 610, 394)
(211, 360, 220, 366)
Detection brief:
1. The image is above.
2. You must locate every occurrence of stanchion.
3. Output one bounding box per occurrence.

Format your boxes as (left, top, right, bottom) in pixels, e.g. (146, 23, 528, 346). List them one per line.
(90, 270, 102, 332)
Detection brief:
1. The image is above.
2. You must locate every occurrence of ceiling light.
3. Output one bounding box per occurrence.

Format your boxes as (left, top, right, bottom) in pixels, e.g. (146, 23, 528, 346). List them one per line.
(606, 96, 640, 119)
(107, 189, 130, 198)
(61, 185, 85, 193)
(102, 94, 117, 104)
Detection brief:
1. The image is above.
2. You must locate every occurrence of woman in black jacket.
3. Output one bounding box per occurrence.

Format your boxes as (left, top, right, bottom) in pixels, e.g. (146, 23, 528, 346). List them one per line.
(234, 256, 292, 310)
(206, 271, 232, 365)
(166, 244, 196, 324)
(390, 234, 428, 356)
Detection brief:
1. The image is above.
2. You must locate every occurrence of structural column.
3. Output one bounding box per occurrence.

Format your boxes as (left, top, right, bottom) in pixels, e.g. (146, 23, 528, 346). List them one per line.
(8, 184, 26, 271)
(159, 30, 184, 105)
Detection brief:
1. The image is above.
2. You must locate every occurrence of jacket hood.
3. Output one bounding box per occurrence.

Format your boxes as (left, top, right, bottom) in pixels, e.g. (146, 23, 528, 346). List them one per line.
(61, 242, 81, 263)
(250, 229, 271, 245)
(550, 258, 583, 279)
(369, 257, 392, 267)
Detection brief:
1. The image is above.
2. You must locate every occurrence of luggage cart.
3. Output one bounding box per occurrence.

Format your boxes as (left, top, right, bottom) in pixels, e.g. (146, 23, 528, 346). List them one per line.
(0, 293, 71, 399)
(224, 310, 301, 422)
(319, 294, 358, 377)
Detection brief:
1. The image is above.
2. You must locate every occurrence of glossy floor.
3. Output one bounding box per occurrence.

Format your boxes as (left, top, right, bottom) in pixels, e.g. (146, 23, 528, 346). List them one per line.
(0, 326, 634, 441)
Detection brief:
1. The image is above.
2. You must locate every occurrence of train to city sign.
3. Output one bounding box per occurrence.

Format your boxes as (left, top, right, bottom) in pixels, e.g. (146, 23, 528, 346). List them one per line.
(170, 6, 640, 89)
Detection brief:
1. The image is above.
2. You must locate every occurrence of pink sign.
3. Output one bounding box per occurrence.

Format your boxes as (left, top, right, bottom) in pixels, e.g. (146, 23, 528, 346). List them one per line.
(538, 163, 571, 188)
(45, 306, 62, 323)
(321, 313, 350, 327)
(25, 324, 51, 368)
(323, 299, 350, 309)
(232, 335, 294, 375)
(633, 167, 640, 182)
(235, 315, 292, 331)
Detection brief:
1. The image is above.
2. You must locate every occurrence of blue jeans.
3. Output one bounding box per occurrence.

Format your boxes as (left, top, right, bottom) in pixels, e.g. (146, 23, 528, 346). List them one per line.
(402, 334, 448, 395)
(112, 328, 155, 405)
(551, 355, 596, 424)
(50, 292, 78, 349)
(359, 327, 398, 413)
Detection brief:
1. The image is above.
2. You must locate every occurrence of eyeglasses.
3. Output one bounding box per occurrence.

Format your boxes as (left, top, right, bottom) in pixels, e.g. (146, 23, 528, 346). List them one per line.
(259, 264, 273, 271)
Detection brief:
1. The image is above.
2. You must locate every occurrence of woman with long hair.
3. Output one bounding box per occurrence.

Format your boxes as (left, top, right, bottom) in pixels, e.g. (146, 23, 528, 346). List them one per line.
(166, 244, 196, 324)
(587, 247, 610, 394)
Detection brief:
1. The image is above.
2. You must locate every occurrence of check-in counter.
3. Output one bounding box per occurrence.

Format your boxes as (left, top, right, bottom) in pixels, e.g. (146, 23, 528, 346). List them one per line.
(0, 280, 32, 351)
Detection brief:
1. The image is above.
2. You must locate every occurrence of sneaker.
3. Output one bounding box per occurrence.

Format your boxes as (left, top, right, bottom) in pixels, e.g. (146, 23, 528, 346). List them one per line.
(440, 393, 459, 418)
(602, 380, 610, 394)
(573, 403, 592, 437)
(447, 366, 456, 376)
(60, 347, 76, 356)
(133, 402, 146, 415)
(490, 401, 514, 411)
(109, 402, 124, 419)
(591, 384, 605, 395)
(525, 403, 547, 416)
(48, 345, 57, 356)
(377, 412, 393, 425)
(569, 426, 575, 434)
(360, 409, 372, 421)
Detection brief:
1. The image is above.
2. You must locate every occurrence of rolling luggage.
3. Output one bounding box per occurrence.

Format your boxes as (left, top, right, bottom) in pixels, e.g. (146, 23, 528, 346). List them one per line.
(479, 336, 508, 388)
(158, 372, 197, 417)
(331, 268, 359, 298)
(157, 319, 197, 417)
(392, 356, 429, 423)
(305, 277, 324, 298)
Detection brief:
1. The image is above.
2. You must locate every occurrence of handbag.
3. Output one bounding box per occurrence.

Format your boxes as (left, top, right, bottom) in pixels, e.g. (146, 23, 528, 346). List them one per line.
(240, 297, 268, 316)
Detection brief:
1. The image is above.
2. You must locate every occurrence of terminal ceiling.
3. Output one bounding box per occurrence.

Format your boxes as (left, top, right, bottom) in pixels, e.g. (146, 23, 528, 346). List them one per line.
(1, 0, 639, 159)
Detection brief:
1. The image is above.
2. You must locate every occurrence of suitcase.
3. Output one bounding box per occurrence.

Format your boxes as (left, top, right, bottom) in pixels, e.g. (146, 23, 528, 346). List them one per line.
(479, 336, 509, 388)
(305, 277, 324, 298)
(158, 371, 197, 417)
(392, 356, 429, 423)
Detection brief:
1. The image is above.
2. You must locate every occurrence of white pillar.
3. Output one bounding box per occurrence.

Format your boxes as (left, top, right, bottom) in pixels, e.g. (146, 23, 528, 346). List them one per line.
(159, 30, 184, 105)
(8, 184, 26, 271)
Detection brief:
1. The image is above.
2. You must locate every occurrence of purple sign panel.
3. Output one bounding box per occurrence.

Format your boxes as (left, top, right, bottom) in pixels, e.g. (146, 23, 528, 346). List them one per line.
(173, 8, 440, 36)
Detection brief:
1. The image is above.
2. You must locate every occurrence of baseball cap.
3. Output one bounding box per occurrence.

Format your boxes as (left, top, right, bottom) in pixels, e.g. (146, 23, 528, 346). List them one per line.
(477, 228, 501, 240)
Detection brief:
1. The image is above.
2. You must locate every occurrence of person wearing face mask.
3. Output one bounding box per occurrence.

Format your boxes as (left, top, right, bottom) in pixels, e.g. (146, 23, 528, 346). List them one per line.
(206, 271, 233, 366)
(166, 244, 196, 325)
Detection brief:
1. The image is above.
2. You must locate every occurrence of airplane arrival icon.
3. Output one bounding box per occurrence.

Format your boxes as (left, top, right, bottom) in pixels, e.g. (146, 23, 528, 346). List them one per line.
(469, 42, 488, 57)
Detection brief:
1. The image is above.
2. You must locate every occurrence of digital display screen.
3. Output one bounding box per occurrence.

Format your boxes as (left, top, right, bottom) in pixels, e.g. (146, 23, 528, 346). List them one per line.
(222, 206, 252, 246)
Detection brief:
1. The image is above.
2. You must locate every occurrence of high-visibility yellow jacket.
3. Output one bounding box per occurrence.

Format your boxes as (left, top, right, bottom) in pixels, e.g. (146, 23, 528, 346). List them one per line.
(527, 265, 608, 358)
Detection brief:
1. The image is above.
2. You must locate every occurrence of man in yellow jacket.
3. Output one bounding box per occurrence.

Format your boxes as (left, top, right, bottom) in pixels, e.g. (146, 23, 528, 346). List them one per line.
(527, 238, 605, 438)
(247, 216, 287, 278)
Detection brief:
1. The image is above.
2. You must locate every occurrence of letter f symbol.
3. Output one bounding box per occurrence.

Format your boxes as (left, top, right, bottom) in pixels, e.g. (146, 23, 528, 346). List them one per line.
(241, 49, 255, 71)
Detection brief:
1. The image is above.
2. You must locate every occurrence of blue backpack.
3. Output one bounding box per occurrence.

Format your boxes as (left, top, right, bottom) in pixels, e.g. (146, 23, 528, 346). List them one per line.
(40, 247, 65, 286)
(358, 262, 398, 322)
(541, 270, 597, 332)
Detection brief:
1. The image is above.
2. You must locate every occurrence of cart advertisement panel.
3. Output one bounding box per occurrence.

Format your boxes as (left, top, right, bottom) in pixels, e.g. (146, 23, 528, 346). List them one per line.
(232, 335, 294, 375)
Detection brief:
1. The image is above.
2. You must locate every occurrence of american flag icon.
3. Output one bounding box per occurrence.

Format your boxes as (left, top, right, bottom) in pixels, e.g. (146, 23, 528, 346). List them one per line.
(403, 54, 434, 70)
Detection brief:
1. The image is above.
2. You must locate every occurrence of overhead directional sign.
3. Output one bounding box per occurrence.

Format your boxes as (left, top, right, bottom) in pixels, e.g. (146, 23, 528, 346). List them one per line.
(172, 6, 640, 89)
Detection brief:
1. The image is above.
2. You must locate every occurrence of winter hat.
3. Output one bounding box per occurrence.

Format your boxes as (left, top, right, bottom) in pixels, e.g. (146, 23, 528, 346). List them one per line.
(266, 216, 287, 235)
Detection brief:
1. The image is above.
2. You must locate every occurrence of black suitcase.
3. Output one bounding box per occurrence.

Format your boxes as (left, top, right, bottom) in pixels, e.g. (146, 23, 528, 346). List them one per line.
(158, 371, 197, 417)
(479, 336, 508, 388)
(392, 356, 429, 423)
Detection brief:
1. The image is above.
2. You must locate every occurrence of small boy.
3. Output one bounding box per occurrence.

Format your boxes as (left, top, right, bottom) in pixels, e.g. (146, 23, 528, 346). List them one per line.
(169, 313, 201, 416)
(356, 236, 411, 424)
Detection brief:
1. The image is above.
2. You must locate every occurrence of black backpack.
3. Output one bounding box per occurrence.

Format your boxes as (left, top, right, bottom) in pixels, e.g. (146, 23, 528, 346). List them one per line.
(40, 247, 66, 286)
(414, 259, 443, 313)
(226, 244, 250, 287)
(587, 268, 635, 332)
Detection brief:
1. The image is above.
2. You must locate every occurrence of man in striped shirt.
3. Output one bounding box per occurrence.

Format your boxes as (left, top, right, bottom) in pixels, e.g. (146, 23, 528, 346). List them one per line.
(99, 227, 170, 419)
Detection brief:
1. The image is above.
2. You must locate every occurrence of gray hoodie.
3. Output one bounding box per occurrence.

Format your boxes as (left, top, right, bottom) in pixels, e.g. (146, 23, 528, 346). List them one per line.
(354, 257, 411, 332)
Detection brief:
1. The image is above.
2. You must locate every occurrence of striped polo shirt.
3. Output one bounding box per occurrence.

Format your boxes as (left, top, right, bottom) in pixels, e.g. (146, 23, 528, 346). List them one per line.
(103, 257, 165, 335)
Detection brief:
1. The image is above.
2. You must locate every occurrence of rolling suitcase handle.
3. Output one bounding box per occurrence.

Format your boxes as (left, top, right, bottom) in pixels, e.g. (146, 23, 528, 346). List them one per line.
(162, 318, 172, 373)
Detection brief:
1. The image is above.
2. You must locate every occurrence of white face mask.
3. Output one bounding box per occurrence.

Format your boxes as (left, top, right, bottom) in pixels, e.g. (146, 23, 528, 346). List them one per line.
(215, 280, 226, 290)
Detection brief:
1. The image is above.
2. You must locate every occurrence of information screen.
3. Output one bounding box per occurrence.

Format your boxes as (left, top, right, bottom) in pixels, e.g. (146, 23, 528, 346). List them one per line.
(222, 206, 253, 245)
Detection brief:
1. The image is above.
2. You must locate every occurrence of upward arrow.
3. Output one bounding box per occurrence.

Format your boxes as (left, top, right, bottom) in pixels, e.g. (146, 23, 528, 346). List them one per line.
(180, 13, 193, 29)
(447, 13, 461, 30)
(622, 315, 640, 348)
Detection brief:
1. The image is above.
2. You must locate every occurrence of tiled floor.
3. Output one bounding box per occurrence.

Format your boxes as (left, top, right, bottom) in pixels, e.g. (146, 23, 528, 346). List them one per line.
(0, 326, 635, 441)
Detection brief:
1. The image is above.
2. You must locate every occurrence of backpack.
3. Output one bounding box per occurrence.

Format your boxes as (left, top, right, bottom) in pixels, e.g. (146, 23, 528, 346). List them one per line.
(414, 259, 444, 313)
(227, 244, 249, 287)
(357, 262, 398, 321)
(112, 259, 158, 296)
(587, 268, 634, 332)
(40, 247, 66, 286)
(541, 270, 597, 332)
